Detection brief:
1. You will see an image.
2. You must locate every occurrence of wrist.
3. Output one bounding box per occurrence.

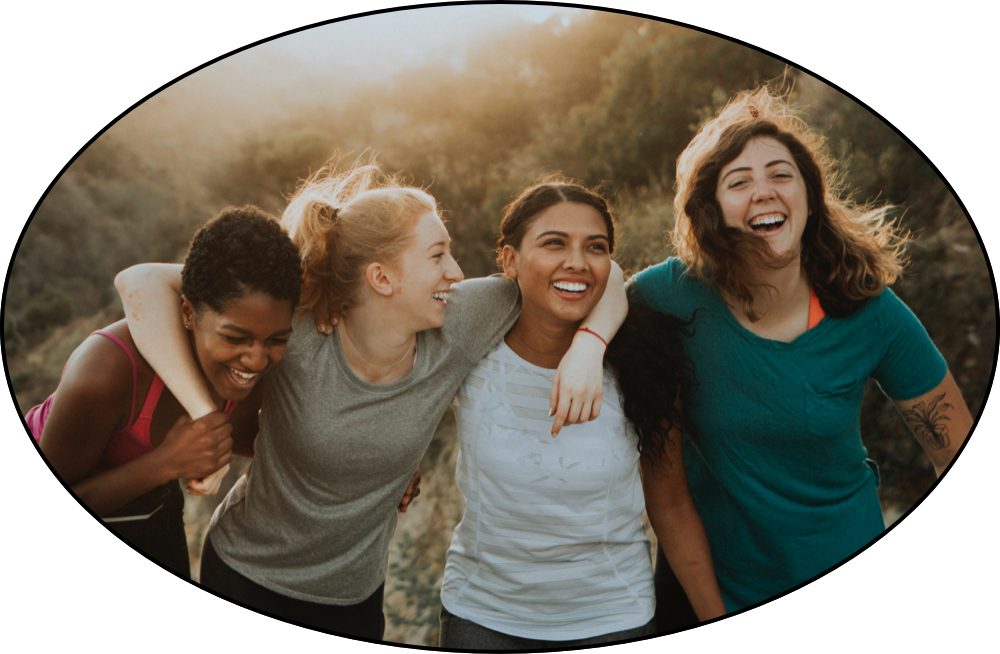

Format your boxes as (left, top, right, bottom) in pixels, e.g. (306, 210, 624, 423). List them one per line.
(574, 327, 608, 352)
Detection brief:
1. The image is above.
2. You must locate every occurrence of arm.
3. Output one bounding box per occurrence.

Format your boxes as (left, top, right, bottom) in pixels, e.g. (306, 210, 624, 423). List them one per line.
(894, 369, 972, 478)
(114, 263, 216, 418)
(550, 260, 627, 435)
(115, 263, 232, 494)
(640, 421, 727, 622)
(39, 338, 233, 516)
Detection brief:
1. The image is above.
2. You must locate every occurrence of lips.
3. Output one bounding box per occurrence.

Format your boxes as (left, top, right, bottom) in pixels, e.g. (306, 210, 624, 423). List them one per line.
(225, 365, 260, 390)
(551, 280, 591, 301)
(748, 212, 786, 234)
(432, 291, 450, 304)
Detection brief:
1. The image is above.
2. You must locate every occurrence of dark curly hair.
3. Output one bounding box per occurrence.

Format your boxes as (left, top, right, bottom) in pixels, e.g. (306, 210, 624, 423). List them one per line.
(181, 205, 303, 315)
(605, 298, 697, 473)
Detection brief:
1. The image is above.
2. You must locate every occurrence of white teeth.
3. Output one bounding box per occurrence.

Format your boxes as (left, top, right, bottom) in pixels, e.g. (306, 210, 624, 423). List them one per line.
(750, 214, 785, 227)
(553, 281, 587, 293)
(433, 292, 449, 303)
(229, 368, 257, 380)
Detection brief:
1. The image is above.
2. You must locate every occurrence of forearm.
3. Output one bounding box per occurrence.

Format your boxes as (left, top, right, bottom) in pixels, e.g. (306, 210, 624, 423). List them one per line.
(115, 264, 215, 418)
(895, 370, 973, 478)
(70, 450, 176, 517)
(578, 261, 626, 343)
(648, 500, 727, 621)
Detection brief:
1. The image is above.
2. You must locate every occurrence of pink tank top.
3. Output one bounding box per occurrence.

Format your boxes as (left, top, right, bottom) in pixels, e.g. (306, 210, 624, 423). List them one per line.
(26, 330, 236, 471)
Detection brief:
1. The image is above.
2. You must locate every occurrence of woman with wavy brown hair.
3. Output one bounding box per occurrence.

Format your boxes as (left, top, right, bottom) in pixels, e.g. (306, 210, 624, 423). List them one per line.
(629, 87, 973, 620)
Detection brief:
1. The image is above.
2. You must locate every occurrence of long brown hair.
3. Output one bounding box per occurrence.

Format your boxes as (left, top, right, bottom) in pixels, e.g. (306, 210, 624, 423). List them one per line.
(282, 161, 438, 322)
(674, 87, 908, 319)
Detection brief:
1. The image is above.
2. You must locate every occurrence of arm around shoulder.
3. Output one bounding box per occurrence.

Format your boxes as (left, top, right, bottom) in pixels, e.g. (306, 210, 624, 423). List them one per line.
(115, 263, 216, 418)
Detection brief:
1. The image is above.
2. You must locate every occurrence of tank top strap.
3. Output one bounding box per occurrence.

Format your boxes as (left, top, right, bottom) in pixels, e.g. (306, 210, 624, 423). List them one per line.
(223, 400, 238, 416)
(139, 375, 166, 422)
(92, 330, 139, 427)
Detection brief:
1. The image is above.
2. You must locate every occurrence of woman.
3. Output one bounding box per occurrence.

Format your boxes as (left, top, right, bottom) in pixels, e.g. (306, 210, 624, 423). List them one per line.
(629, 88, 973, 617)
(27, 205, 303, 578)
(438, 182, 727, 649)
(114, 164, 625, 640)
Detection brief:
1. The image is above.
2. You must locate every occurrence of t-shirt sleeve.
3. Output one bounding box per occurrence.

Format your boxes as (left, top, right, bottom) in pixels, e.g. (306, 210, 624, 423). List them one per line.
(443, 275, 521, 363)
(628, 258, 684, 315)
(870, 288, 948, 401)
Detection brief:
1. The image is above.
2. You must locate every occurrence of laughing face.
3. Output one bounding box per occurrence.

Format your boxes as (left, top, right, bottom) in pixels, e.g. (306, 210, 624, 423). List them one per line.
(392, 210, 464, 332)
(716, 136, 810, 259)
(502, 201, 612, 326)
(182, 292, 294, 403)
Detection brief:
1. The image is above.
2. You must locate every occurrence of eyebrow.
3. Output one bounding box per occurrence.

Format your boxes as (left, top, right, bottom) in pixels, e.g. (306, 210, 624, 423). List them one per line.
(534, 230, 609, 242)
(221, 324, 294, 337)
(720, 159, 794, 183)
(426, 239, 450, 252)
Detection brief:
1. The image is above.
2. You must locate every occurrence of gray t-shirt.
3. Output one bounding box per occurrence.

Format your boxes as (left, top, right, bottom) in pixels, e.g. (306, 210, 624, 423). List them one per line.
(208, 276, 520, 604)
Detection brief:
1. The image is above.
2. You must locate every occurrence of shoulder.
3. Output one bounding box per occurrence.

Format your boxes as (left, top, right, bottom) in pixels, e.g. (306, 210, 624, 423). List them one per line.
(446, 275, 519, 310)
(53, 322, 139, 420)
(629, 258, 707, 316)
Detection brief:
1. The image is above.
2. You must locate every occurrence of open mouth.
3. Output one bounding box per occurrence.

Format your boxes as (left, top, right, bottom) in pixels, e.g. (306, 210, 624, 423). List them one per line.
(433, 291, 450, 305)
(226, 366, 259, 389)
(552, 281, 588, 295)
(749, 213, 786, 234)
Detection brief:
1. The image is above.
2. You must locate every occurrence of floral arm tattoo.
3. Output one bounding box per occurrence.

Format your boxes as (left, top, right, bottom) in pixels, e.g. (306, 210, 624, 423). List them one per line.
(901, 393, 953, 450)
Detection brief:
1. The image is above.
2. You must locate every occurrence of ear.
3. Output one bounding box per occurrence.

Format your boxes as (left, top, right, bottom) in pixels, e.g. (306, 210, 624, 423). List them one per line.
(365, 261, 396, 298)
(500, 245, 519, 280)
(180, 295, 196, 330)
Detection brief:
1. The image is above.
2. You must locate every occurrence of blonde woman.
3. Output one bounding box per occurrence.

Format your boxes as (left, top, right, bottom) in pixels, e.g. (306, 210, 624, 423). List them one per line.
(114, 164, 625, 639)
(631, 88, 973, 618)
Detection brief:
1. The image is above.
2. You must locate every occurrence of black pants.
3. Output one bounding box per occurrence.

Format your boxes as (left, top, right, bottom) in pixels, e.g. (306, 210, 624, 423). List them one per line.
(653, 546, 699, 634)
(200, 537, 385, 641)
(106, 481, 190, 578)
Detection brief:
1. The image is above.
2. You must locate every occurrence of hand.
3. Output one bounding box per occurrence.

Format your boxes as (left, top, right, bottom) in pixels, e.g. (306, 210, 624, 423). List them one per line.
(186, 464, 230, 496)
(398, 466, 422, 513)
(158, 410, 233, 482)
(313, 309, 339, 335)
(550, 331, 606, 436)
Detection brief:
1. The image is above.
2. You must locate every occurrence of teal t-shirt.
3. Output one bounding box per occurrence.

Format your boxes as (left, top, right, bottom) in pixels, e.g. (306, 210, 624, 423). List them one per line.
(631, 258, 947, 611)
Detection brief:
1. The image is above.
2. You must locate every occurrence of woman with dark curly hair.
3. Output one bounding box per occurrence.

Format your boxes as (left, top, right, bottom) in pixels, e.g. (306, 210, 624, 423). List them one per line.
(26, 205, 303, 578)
(437, 181, 726, 649)
(113, 164, 624, 640)
(629, 87, 974, 619)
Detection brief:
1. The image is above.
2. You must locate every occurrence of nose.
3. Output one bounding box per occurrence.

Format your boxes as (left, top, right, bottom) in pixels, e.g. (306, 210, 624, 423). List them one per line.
(563, 244, 588, 271)
(752, 177, 775, 202)
(445, 251, 464, 283)
(241, 344, 268, 372)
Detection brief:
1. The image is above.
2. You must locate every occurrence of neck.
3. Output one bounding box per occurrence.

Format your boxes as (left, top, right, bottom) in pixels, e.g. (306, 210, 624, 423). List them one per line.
(503, 305, 577, 369)
(337, 303, 418, 384)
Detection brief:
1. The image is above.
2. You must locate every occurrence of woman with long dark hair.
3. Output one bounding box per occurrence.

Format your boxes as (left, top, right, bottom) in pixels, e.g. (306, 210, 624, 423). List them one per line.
(437, 181, 726, 649)
(630, 88, 973, 619)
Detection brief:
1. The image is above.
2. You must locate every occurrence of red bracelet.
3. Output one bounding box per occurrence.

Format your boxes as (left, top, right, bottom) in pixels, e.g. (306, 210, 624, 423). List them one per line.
(575, 327, 608, 351)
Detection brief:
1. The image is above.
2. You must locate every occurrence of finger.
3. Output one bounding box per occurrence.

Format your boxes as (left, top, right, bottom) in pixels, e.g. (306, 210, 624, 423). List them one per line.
(551, 394, 572, 437)
(590, 392, 602, 420)
(549, 371, 561, 418)
(195, 410, 231, 430)
(571, 399, 593, 426)
(566, 397, 583, 427)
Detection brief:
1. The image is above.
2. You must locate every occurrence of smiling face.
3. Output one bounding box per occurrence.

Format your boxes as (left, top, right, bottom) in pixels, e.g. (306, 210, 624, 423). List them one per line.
(716, 136, 810, 260)
(391, 210, 464, 331)
(183, 291, 294, 402)
(502, 202, 612, 326)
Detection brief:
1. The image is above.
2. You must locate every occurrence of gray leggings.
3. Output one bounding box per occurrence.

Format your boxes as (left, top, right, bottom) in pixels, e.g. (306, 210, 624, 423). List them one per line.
(439, 606, 657, 650)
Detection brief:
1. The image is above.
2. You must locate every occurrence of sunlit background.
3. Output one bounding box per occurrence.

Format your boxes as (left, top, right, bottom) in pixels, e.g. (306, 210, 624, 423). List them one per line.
(4, 4, 994, 648)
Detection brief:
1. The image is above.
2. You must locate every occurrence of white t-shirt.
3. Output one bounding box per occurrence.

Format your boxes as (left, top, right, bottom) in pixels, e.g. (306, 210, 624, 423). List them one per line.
(440, 340, 654, 640)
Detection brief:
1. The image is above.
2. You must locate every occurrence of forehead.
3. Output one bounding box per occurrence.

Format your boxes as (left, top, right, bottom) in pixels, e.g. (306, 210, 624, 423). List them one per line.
(202, 292, 293, 330)
(411, 210, 449, 244)
(525, 202, 608, 237)
(724, 136, 797, 171)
